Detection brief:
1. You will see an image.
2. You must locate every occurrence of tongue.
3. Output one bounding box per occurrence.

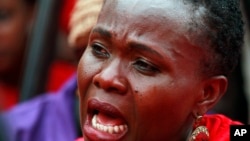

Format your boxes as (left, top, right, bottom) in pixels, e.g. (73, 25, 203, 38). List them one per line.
(97, 112, 124, 126)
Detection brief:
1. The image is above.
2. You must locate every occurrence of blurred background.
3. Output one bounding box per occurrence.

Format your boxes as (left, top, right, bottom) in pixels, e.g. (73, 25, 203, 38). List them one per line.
(0, 0, 77, 140)
(0, 0, 77, 109)
(0, 0, 250, 140)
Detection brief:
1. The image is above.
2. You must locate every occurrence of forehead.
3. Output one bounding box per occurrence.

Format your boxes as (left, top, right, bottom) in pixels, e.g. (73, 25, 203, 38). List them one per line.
(99, 0, 195, 31)
(96, 1, 208, 54)
(96, 0, 207, 47)
(106, 0, 191, 18)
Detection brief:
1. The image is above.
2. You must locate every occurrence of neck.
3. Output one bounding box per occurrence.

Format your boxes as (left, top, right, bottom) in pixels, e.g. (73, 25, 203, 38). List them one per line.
(181, 115, 195, 141)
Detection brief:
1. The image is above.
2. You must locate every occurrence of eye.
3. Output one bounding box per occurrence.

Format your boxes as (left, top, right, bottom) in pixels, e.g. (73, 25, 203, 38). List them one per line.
(133, 58, 160, 75)
(91, 43, 110, 58)
(0, 10, 11, 22)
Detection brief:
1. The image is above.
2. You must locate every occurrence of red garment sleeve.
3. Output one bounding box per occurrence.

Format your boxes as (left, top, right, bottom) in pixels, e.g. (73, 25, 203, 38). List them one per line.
(204, 114, 242, 141)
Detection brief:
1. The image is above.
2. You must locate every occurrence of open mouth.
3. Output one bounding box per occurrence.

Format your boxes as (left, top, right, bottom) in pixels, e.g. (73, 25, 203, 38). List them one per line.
(92, 112, 128, 134)
(84, 99, 128, 141)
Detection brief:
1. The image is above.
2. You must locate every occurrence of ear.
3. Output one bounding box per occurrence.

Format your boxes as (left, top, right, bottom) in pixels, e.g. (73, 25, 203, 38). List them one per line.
(194, 75, 228, 115)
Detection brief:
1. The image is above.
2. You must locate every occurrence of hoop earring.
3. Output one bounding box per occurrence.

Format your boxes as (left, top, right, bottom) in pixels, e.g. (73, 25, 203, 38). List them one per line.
(188, 115, 209, 141)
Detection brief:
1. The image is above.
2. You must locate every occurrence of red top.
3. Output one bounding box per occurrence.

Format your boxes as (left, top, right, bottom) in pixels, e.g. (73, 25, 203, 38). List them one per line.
(75, 114, 242, 141)
(59, 0, 76, 33)
(0, 83, 18, 110)
(46, 60, 76, 92)
(0, 60, 76, 110)
(204, 114, 242, 141)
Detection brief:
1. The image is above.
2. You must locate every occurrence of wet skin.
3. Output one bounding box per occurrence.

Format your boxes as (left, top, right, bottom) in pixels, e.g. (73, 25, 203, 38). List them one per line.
(77, 0, 217, 141)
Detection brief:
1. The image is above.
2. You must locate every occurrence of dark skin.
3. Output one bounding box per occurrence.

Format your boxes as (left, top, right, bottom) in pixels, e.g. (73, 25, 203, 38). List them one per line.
(77, 0, 228, 140)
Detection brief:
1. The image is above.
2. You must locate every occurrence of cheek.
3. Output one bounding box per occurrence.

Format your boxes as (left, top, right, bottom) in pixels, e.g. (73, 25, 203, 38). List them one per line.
(133, 80, 195, 138)
(0, 16, 27, 51)
(135, 85, 181, 121)
(77, 49, 102, 98)
(137, 80, 195, 116)
(0, 25, 22, 46)
(0, 21, 27, 72)
(77, 49, 103, 125)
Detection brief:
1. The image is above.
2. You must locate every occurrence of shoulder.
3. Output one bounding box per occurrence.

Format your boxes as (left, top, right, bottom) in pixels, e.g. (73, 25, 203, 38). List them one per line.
(0, 75, 78, 141)
(2, 93, 55, 120)
(0, 93, 55, 140)
(204, 114, 242, 141)
(1, 74, 77, 122)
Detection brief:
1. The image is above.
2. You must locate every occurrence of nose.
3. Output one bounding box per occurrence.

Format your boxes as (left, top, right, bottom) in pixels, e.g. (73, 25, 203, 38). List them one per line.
(93, 60, 128, 94)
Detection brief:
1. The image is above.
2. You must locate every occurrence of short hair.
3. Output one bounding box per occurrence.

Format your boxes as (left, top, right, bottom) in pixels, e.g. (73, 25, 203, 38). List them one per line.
(188, 0, 244, 77)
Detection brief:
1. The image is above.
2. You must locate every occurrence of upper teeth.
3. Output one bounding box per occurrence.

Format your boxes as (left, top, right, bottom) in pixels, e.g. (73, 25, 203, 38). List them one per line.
(91, 114, 128, 134)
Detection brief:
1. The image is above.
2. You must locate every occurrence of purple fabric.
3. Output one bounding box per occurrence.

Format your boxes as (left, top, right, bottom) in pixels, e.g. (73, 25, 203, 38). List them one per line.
(1, 74, 78, 141)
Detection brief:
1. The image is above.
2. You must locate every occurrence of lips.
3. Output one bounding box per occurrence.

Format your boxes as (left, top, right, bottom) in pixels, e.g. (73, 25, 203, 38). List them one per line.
(84, 99, 128, 141)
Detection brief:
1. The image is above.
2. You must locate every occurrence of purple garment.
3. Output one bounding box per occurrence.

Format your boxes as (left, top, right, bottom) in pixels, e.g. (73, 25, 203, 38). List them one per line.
(1, 74, 78, 141)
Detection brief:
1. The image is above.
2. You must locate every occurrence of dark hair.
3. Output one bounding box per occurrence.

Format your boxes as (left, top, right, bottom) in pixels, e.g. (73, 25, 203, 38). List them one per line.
(189, 0, 244, 76)
(24, 0, 37, 6)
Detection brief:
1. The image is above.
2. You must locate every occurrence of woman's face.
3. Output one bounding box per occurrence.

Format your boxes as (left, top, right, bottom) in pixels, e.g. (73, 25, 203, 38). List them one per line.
(77, 0, 206, 140)
(0, 0, 33, 74)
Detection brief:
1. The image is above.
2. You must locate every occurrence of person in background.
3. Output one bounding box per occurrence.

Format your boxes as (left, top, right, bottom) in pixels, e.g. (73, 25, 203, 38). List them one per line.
(45, 0, 77, 92)
(0, 0, 78, 110)
(76, 0, 244, 140)
(0, 0, 36, 110)
(1, 0, 103, 141)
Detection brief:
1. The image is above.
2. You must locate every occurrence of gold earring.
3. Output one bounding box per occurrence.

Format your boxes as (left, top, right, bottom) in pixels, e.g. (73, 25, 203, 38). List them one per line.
(188, 115, 209, 141)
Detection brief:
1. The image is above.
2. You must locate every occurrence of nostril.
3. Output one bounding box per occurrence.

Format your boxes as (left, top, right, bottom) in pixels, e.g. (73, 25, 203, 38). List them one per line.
(107, 87, 119, 93)
(94, 81, 100, 88)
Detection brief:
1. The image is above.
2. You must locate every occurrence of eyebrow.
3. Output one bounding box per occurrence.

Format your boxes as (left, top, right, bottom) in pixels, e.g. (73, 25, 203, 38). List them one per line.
(129, 42, 163, 58)
(92, 27, 163, 58)
(92, 27, 112, 38)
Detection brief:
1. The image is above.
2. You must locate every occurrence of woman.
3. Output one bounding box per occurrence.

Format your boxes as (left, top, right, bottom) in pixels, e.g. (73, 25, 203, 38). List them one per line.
(0, 0, 36, 109)
(76, 0, 244, 140)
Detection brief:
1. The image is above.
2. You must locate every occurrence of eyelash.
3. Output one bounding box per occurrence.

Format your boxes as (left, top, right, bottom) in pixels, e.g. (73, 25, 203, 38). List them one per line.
(91, 43, 110, 58)
(132, 58, 160, 75)
(90, 43, 160, 75)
